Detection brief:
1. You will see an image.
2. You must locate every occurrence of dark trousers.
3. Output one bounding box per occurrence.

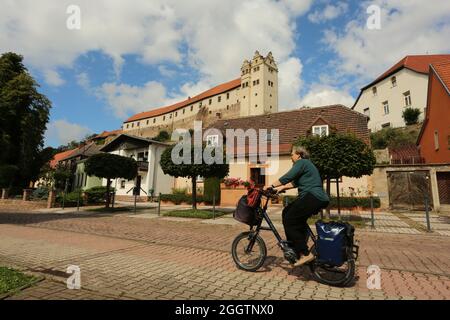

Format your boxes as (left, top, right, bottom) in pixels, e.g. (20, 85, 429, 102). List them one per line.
(282, 193, 329, 257)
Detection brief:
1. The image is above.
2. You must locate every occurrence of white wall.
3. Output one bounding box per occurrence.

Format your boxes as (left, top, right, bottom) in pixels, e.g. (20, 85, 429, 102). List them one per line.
(354, 68, 428, 132)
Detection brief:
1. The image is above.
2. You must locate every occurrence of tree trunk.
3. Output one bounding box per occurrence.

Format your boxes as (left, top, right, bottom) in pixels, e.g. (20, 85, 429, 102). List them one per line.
(192, 176, 197, 210)
(105, 179, 111, 209)
(326, 178, 331, 219)
(336, 177, 341, 219)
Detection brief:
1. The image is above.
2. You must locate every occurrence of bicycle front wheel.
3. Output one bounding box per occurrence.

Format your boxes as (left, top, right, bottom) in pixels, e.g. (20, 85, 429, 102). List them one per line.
(231, 231, 267, 272)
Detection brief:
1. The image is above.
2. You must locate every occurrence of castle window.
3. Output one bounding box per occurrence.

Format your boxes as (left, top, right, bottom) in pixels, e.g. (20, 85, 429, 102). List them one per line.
(200, 101, 202, 107)
(227, 105, 229, 110)
(227, 93, 230, 100)
(253, 80, 256, 86)
(153, 118, 156, 123)
(175, 111, 177, 117)
(209, 99, 212, 105)
(191, 105, 193, 111)
(137, 122, 140, 127)
(131, 123, 134, 128)
(218, 96, 221, 103)
(257, 79, 260, 85)
(146, 120, 149, 125)
(170, 114, 172, 119)
(163, 116, 166, 121)
(126, 124, 129, 129)
(183, 109, 185, 114)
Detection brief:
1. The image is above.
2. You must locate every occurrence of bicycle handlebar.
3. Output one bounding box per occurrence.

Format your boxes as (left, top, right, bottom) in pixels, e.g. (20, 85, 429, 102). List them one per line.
(258, 187, 285, 199)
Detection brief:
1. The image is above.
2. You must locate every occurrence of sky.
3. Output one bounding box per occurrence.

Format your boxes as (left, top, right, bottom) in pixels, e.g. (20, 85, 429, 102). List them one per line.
(1, 0, 450, 147)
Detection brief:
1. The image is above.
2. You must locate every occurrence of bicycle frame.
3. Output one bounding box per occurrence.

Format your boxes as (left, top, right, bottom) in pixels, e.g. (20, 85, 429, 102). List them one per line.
(246, 193, 317, 254)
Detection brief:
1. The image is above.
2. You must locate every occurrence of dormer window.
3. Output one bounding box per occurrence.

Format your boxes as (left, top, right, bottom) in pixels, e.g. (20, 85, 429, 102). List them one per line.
(391, 76, 397, 87)
(312, 125, 329, 137)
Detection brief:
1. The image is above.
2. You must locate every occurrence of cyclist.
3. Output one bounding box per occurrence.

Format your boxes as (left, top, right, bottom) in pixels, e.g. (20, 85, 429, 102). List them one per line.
(268, 145, 329, 266)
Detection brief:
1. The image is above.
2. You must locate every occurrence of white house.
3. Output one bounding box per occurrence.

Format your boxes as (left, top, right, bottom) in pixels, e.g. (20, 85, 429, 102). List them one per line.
(100, 134, 174, 201)
(353, 54, 450, 132)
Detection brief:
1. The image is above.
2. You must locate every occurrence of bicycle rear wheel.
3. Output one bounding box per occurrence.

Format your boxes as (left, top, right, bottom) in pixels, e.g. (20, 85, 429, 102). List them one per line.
(308, 246, 355, 287)
(231, 231, 267, 272)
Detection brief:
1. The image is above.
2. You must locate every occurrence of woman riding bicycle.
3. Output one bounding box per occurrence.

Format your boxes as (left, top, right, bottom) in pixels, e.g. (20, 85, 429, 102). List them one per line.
(268, 145, 329, 266)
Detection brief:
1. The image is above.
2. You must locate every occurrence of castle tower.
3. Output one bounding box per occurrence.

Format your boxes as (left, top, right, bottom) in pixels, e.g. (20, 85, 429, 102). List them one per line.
(239, 51, 278, 117)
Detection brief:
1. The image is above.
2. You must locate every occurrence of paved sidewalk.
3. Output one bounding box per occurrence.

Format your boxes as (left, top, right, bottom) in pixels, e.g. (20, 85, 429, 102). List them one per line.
(0, 211, 449, 300)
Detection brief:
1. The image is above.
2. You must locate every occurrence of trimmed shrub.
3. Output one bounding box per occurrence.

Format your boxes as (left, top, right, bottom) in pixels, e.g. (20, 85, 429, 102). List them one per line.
(56, 190, 83, 207)
(282, 195, 381, 209)
(160, 193, 205, 205)
(171, 187, 188, 195)
(30, 187, 49, 201)
(84, 186, 115, 204)
(402, 108, 421, 125)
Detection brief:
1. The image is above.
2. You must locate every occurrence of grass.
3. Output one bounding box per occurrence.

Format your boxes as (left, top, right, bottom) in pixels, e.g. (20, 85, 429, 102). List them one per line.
(0, 267, 38, 296)
(307, 214, 369, 228)
(162, 209, 228, 219)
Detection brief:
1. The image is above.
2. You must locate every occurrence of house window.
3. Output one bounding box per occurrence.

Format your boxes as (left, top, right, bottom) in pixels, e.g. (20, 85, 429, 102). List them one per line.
(183, 108, 185, 114)
(120, 180, 126, 189)
(131, 123, 134, 128)
(250, 167, 266, 187)
(266, 133, 272, 141)
(382, 122, 391, 128)
(312, 125, 329, 137)
(363, 107, 370, 118)
(383, 101, 389, 114)
(209, 99, 212, 105)
(206, 135, 219, 147)
(153, 118, 156, 123)
(126, 124, 129, 129)
(190, 105, 193, 111)
(146, 120, 149, 125)
(218, 96, 221, 103)
(404, 91, 412, 106)
(137, 122, 140, 127)
(226, 92, 230, 100)
(372, 87, 377, 96)
(434, 130, 439, 150)
(226, 105, 229, 110)
(170, 114, 172, 119)
(255, 104, 258, 108)
(175, 111, 177, 117)
(391, 76, 397, 87)
(163, 116, 165, 121)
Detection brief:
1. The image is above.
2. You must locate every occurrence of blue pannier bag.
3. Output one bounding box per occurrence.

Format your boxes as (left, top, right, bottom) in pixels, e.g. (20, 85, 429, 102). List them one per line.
(315, 221, 353, 267)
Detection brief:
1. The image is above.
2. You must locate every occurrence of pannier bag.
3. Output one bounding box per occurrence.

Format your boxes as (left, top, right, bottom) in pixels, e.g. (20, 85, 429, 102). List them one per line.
(233, 195, 260, 226)
(315, 221, 355, 267)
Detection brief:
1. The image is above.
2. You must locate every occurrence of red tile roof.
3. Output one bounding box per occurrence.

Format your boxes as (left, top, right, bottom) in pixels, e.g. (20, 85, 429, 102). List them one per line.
(49, 148, 78, 168)
(124, 78, 241, 123)
(94, 129, 123, 139)
(210, 105, 370, 155)
(432, 60, 450, 92)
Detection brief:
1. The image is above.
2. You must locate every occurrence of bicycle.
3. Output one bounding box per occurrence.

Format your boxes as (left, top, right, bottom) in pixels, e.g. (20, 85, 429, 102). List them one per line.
(231, 188, 359, 287)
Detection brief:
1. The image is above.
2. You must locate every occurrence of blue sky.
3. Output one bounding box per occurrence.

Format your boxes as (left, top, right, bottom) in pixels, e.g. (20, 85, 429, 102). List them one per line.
(2, 0, 450, 147)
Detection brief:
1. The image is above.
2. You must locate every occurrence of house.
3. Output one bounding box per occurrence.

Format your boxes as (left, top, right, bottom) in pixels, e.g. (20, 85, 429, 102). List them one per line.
(100, 134, 174, 201)
(353, 54, 450, 132)
(121, 51, 279, 138)
(417, 60, 450, 164)
(203, 105, 371, 205)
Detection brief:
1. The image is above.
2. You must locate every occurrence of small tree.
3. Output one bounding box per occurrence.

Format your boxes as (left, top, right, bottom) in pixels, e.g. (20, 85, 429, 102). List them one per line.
(160, 144, 229, 209)
(85, 153, 138, 208)
(153, 130, 170, 142)
(402, 108, 421, 125)
(295, 133, 376, 216)
(0, 165, 19, 188)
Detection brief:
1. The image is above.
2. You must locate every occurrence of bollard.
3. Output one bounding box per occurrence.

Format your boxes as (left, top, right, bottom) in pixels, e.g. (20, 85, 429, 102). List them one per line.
(134, 194, 137, 215)
(1, 188, 9, 200)
(76, 189, 81, 212)
(213, 194, 216, 220)
(370, 196, 375, 229)
(158, 193, 161, 216)
(47, 190, 56, 208)
(425, 195, 431, 232)
(22, 189, 32, 201)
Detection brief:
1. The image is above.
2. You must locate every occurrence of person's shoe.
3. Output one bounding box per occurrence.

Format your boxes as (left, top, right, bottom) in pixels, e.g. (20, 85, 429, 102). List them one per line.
(293, 252, 315, 267)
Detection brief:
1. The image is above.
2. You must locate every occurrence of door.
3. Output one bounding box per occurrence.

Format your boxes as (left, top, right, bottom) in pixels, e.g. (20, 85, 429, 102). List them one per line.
(250, 167, 266, 187)
(387, 171, 433, 210)
(437, 172, 450, 205)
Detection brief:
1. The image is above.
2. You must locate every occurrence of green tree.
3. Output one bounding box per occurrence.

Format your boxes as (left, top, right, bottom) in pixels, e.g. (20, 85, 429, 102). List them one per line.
(85, 153, 138, 208)
(152, 130, 170, 142)
(0, 52, 51, 188)
(295, 133, 376, 216)
(402, 108, 421, 125)
(160, 143, 229, 209)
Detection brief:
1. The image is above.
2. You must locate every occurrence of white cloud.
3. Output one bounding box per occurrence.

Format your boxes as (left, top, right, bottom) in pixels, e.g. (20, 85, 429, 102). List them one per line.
(43, 69, 65, 86)
(1, 0, 313, 112)
(300, 85, 355, 108)
(278, 57, 303, 109)
(76, 72, 90, 91)
(308, 2, 348, 23)
(323, 0, 450, 81)
(45, 119, 92, 146)
(97, 81, 170, 118)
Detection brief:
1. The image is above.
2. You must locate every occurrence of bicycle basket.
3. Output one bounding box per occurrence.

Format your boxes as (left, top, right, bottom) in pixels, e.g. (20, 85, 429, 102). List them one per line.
(233, 195, 260, 226)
